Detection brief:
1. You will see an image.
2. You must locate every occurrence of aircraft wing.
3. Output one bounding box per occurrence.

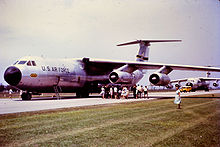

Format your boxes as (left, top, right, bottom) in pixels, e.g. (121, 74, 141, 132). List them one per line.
(170, 79, 188, 83)
(169, 77, 220, 85)
(199, 77, 220, 81)
(83, 58, 220, 75)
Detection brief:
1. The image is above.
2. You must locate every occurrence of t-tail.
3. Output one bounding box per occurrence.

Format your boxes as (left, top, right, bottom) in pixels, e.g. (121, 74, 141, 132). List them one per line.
(117, 40, 181, 62)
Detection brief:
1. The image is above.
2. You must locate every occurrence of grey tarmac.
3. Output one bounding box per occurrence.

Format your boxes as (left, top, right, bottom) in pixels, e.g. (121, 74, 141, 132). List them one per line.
(0, 90, 219, 115)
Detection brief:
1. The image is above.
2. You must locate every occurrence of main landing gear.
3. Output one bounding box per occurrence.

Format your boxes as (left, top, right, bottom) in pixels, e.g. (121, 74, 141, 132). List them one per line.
(21, 91, 32, 100)
(76, 86, 90, 98)
(76, 89, 89, 98)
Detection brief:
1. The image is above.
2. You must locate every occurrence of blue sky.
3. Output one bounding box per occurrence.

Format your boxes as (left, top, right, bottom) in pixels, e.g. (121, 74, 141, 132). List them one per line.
(0, 0, 220, 85)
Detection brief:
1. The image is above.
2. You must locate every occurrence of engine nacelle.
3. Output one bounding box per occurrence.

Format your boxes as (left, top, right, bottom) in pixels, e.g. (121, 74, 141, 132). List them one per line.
(109, 71, 134, 84)
(213, 82, 219, 87)
(149, 72, 170, 86)
(166, 84, 173, 89)
(186, 82, 193, 87)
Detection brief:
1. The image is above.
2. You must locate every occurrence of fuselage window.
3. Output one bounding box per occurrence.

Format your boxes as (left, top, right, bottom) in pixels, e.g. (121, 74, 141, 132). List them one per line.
(32, 61, 36, 66)
(18, 61, 27, 64)
(27, 61, 31, 66)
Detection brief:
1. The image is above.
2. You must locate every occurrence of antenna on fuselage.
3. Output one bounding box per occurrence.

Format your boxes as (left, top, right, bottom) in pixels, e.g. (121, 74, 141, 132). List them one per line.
(117, 40, 181, 62)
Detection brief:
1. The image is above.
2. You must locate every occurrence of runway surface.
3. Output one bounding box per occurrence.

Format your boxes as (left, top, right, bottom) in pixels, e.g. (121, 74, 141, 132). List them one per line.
(0, 90, 219, 115)
(0, 97, 153, 115)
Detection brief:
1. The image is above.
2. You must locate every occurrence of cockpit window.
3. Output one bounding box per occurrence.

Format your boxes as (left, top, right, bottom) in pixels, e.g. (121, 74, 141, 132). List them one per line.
(27, 61, 31, 66)
(13, 61, 18, 65)
(18, 61, 27, 64)
(16, 60, 36, 66)
(32, 61, 36, 66)
(25, 60, 37, 66)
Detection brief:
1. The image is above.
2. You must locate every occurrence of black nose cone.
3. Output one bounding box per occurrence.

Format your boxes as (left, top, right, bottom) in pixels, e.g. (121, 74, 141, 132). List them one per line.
(4, 66, 22, 86)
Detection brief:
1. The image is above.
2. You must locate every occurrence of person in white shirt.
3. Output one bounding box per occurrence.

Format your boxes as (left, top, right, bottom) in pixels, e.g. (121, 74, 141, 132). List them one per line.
(136, 85, 143, 98)
(110, 86, 114, 99)
(9, 89, 13, 98)
(174, 85, 181, 109)
(100, 86, 105, 99)
(121, 87, 129, 99)
(114, 86, 118, 99)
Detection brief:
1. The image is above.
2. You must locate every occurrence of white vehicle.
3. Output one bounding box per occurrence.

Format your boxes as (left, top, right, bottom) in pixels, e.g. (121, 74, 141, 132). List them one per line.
(4, 40, 220, 100)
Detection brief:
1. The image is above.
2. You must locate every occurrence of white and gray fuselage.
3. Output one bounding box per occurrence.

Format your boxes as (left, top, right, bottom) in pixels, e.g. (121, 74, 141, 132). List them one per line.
(4, 56, 143, 93)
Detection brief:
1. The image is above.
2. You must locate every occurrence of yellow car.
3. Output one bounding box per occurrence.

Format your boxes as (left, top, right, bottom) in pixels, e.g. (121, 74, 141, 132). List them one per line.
(180, 86, 192, 92)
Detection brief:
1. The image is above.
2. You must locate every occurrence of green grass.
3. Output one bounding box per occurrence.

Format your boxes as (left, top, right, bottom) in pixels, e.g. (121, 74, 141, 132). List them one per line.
(0, 98, 220, 147)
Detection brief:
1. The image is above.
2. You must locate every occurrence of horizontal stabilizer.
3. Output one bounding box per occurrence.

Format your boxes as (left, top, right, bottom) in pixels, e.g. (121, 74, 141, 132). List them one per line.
(117, 40, 181, 46)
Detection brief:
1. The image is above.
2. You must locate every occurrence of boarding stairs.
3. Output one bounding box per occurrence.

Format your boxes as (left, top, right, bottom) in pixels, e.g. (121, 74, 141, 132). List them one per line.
(53, 85, 62, 100)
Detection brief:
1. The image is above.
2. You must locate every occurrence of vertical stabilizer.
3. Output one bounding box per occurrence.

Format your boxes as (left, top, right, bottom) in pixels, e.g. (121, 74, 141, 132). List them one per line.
(117, 40, 181, 62)
(136, 41, 150, 62)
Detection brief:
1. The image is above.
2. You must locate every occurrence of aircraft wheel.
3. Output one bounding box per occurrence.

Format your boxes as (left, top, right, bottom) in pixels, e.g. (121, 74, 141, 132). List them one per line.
(27, 93, 32, 100)
(205, 88, 209, 92)
(21, 93, 27, 100)
(21, 92, 32, 100)
(76, 91, 81, 98)
(76, 89, 89, 98)
(82, 91, 89, 98)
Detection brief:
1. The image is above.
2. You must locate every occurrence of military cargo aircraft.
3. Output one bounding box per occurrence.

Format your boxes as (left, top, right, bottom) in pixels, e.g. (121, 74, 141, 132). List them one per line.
(4, 40, 220, 100)
(170, 76, 220, 91)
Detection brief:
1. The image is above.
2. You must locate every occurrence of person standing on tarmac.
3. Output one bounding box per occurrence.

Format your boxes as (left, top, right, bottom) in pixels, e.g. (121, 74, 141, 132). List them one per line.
(143, 86, 148, 98)
(110, 86, 114, 99)
(105, 85, 110, 98)
(174, 85, 181, 109)
(121, 87, 129, 99)
(118, 86, 122, 99)
(100, 86, 105, 99)
(9, 89, 13, 99)
(136, 85, 142, 98)
(136, 85, 140, 98)
(114, 86, 118, 99)
(132, 85, 136, 98)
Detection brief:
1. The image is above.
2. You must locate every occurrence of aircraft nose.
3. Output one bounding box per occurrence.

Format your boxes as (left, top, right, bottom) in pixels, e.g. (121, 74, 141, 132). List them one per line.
(4, 66, 22, 86)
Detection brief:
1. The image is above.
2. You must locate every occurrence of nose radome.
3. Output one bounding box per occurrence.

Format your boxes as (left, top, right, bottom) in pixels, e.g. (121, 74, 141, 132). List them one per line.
(4, 66, 22, 86)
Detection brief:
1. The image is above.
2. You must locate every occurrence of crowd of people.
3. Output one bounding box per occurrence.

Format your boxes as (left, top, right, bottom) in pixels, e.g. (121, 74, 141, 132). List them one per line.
(100, 84, 148, 99)
(100, 84, 182, 109)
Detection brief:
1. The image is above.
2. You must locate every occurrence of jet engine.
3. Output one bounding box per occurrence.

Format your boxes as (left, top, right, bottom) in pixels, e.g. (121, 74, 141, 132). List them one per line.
(109, 71, 134, 84)
(213, 82, 219, 87)
(149, 72, 170, 86)
(186, 82, 193, 87)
